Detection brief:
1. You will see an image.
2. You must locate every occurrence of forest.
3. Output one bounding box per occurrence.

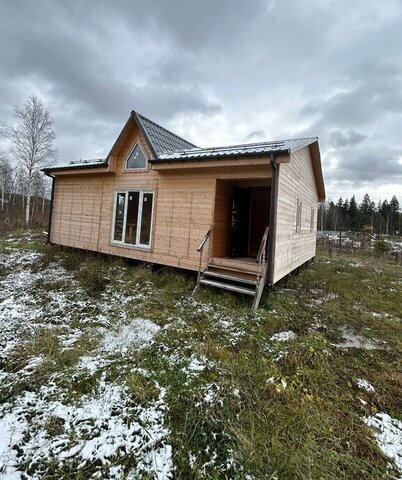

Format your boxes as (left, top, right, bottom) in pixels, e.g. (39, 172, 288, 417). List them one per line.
(318, 194, 401, 235)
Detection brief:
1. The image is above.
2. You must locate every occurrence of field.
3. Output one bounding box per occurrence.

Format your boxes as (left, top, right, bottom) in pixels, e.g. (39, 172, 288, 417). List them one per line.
(0, 233, 401, 479)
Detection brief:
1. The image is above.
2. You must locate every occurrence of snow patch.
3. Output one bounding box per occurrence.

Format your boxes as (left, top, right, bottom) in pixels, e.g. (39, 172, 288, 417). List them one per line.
(0, 380, 173, 479)
(364, 413, 402, 475)
(101, 318, 160, 353)
(333, 327, 382, 350)
(355, 378, 375, 393)
(270, 330, 297, 342)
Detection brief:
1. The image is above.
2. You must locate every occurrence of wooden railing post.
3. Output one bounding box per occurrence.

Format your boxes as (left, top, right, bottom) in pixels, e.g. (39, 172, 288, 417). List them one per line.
(253, 226, 270, 310)
(192, 224, 214, 295)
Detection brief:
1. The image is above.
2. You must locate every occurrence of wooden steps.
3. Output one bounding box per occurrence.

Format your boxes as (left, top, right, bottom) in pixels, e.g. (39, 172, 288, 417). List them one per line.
(199, 278, 256, 296)
(209, 257, 260, 274)
(193, 226, 269, 310)
(203, 269, 258, 286)
(195, 257, 268, 309)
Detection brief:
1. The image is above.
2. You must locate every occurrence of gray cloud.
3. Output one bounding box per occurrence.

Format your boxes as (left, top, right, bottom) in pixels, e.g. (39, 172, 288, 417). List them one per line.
(326, 146, 402, 182)
(328, 130, 367, 149)
(0, 0, 401, 202)
(243, 130, 267, 142)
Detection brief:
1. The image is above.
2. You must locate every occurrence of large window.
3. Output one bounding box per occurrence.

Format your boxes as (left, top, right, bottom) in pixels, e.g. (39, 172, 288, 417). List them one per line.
(125, 143, 147, 170)
(112, 191, 154, 248)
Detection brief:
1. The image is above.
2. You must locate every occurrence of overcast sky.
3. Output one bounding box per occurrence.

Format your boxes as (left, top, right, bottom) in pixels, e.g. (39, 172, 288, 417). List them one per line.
(0, 0, 401, 203)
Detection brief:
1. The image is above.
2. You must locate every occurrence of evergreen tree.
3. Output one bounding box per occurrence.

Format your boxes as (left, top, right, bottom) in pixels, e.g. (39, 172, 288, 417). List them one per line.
(381, 200, 391, 234)
(342, 199, 349, 229)
(389, 196, 400, 235)
(348, 195, 358, 231)
(335, 198, 343, 231)
(360, 193, 374, 232)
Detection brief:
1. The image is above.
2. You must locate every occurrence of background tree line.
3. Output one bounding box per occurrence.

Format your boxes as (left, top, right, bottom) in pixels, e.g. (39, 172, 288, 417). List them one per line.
(0, 96, 56, 229)
(318, 194, 401, 235)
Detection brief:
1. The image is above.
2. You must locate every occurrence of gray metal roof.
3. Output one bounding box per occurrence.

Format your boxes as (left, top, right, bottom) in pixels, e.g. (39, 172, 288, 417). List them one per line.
(43, 159, 107, 173)
(134, 111, 198, 156)
(43, 108, 318, 174)
(152, 137, 318, 162)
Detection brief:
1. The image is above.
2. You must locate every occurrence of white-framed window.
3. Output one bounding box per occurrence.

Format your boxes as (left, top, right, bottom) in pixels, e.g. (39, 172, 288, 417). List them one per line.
(296, 198, 302, 232)
(125, 142, 147, 170)
(112, 190, 154, 248)
(310, 207, 315, 232)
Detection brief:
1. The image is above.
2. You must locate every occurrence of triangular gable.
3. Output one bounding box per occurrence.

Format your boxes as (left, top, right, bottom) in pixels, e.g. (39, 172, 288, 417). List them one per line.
(134, 111, 197, 156)
(105, 110, 197, 162)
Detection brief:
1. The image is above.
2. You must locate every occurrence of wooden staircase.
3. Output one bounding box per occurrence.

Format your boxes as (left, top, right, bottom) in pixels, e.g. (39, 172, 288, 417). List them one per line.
(193, 227, 269, 310)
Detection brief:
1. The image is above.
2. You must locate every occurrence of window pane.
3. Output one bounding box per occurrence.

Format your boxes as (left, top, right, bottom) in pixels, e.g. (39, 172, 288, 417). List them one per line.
(140, 193, 153, 245)
(126, 144, 146, 169)
(113, 193, 126, 241)
(125, 192, 140, 244)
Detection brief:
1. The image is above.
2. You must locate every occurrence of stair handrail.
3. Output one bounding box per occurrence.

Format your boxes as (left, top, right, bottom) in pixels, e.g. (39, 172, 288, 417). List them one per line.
(194, 224, 214, 293)
(197, 225, 213, 252)
(252, 226, 270, 310)
(256, 226, 269, 265)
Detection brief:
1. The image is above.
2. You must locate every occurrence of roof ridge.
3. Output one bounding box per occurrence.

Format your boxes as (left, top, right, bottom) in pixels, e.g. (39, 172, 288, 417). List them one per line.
(133, 110, 198, 149)
(168, 136, 318, 153)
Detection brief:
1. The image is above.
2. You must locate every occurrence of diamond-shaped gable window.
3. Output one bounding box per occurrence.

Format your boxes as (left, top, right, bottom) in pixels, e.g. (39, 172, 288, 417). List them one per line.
(126, 143, 146, 169)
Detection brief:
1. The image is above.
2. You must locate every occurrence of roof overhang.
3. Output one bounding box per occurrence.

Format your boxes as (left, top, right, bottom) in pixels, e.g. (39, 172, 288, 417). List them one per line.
(151, 155, 290, 171)
(309, 141, 325, 202)
(150, 149, 291, 166)
(43, 161, 109, 176)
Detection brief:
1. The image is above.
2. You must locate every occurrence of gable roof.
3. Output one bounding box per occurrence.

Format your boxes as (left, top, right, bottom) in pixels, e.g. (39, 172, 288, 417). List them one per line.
(152, 137, 317, 162)
(133, 111, 197, 156)
(43, 111, 324, 201)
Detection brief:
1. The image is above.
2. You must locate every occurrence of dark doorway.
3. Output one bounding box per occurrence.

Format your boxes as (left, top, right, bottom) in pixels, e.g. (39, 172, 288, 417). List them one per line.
(231, 187, 270, 257)
(231, 187, 251, 257)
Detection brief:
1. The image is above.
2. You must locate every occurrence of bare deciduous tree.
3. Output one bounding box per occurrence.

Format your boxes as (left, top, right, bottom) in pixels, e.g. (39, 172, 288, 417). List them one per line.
(0, 120, 7, 140)
(11, 96, 56, 226)
(0, 154, 13, 212)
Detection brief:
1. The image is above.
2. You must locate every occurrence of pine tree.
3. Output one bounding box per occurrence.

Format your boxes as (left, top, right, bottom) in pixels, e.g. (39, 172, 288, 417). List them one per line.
(360, 193, 374, 232)
(381, 200, 391, 235)
(348, 195, 358, 231)
(389, 196, 400, 235)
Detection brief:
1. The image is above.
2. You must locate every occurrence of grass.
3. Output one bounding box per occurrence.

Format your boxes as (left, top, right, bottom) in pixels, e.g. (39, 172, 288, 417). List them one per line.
(0, 233, 401, 479)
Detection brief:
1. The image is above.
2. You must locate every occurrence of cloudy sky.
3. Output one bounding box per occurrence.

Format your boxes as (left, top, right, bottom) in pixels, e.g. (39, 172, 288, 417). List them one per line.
(0, 0, 401, 202)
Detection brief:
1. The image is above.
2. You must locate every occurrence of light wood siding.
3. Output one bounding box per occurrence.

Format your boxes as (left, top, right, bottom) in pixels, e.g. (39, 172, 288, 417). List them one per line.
(272, 146, 319, 284)
(50, 121, 272, 272)
(51, 118, 286, 270)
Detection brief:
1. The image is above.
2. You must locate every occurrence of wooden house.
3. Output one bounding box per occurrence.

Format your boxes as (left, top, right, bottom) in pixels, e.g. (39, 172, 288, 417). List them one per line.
(43, 110, 325, 309)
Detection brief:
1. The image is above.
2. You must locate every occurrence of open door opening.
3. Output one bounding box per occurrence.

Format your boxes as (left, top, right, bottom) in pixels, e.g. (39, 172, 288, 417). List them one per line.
(231, 186, 270, 257)
(212, 180, 271, 260)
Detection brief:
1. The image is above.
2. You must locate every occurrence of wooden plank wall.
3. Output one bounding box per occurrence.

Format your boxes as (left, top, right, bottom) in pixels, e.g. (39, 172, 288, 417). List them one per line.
(272, 146, 319, 284)
(50, 120, 271, 272)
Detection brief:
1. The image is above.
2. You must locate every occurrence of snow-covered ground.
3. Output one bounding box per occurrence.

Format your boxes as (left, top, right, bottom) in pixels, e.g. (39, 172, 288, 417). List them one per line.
(0, 246, 173, 479)
(0, 243, 249, 479)
(1, 238, 401, 479)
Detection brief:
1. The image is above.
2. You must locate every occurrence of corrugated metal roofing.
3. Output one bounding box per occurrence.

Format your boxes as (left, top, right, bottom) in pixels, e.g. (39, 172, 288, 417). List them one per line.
(44, 159, 107, 172)
(43, 109, 318, 173)
(152, 137, 318, 162)
(135, 111, 198, 155)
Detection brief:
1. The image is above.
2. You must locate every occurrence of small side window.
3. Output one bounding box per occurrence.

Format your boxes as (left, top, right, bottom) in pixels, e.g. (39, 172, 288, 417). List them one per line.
(125, 143, 147, 170)
(296, 198, 302, 232)
(310, 207, 315, 232)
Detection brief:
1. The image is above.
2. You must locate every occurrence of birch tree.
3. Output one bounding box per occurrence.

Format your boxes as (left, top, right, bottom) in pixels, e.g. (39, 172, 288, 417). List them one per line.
(11, 96, 56, 226)
(0, 155, 13, 213)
